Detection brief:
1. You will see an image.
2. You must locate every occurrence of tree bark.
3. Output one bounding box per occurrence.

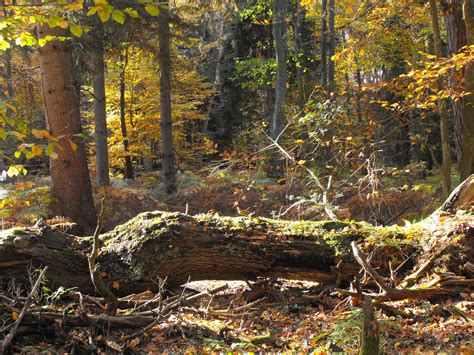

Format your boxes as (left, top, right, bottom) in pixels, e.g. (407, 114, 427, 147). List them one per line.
(429, 0, 452, 198)
(2, 1, 14, 115)
(158, 1, 177, 194)
(321, 0, 328, 90)
(270, 0, 287, 142)
(294, 0, 306, 109)
(91, 36, 110, 186)
(461, 0, 474, 181)
(37, 23, 96, 235)
(0, 214, 372, 295)
(328, 0, 336, 92)
(1, 175, 472, 296)
(442, 0, 466, 168)
(119, 51, 134, 180)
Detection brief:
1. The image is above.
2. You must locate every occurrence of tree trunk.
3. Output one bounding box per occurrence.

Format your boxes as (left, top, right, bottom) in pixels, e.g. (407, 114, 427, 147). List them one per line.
(91, 37, 110, 186)
(429, 0, 452, 198)
(460, 0, 474, 181)
(119, 52, 134, 180)
(321, 0, 328, 90)
(271, 0, 287, 142)
(2, 1, 14, 116)
(294, 1, 306, 109)
(0, 213, 377, 295)
(360, 297, 380, 355)
(37, 23, 96, 235)
(442, 0, 466, 168)
(158, 1, 177, 194)
(328, 0, 336, 92)
(1, 176, 472, 296)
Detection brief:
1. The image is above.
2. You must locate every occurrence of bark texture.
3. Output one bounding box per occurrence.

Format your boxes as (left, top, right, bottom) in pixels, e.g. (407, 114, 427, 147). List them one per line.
(328, 0, 336, 91)
(1, 177, 472, 296)
(91, 37, 110, 186)
(429, 0, 452, 198)
(461, 0, 474, 181)
(119, 51, 134, 180)
(321, 0, 328, 90)
(270, 0, 287, 142)
(158, 1, 177, 194)
(0, 213, 383, 295)
(442, 0, 466, 167)
(37, 23, 96, 234)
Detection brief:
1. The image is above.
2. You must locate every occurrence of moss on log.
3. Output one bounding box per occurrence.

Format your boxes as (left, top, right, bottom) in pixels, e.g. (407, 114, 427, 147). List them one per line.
(0, 207, 471, 295)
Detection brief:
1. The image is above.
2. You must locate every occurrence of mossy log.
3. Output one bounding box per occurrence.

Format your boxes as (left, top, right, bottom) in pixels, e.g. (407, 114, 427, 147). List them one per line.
(0, 188, 472, 296)
(0, 212, 407, 294)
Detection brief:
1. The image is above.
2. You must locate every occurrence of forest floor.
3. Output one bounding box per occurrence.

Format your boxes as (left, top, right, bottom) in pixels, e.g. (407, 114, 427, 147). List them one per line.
(7, 278, 474, 353)
(1, 164, 473, 353)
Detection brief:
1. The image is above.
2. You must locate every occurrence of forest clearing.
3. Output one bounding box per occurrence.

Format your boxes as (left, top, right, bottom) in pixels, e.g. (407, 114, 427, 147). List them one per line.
(0, 0, 473, 353)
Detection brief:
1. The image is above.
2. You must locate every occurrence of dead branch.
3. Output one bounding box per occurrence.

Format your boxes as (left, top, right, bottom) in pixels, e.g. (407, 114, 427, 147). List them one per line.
(88, 197, 118, 315)
(1, 267, 47, 354)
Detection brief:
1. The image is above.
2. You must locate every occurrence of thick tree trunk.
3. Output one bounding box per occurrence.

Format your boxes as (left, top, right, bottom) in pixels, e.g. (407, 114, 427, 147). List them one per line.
(442, 0, 466, 167)
(37, 23, 96, 234)
(1, 177, 472, 296)
(91, 37, 110, 186)
(429, 0, 452, 198)
(0, 214, 373, 295)
(119, 52, 134, 180)
(158, 1, 177, 194)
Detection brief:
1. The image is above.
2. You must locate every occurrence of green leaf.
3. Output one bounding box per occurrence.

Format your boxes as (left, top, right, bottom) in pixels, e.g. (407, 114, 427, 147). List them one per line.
(124, 8, 139, 18)
(112, 9, 125, 24)
(0, 37, 11, 50)
(98, 9, 111, 22)
(145, 4, 159, 16)
(0, 128, 6, 140)
(70, 24, 83, 37)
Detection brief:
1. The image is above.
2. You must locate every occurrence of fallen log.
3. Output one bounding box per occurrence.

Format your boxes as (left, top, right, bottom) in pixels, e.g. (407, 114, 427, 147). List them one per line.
(1, 214, 375, 294)
(0, 176, 472, 295)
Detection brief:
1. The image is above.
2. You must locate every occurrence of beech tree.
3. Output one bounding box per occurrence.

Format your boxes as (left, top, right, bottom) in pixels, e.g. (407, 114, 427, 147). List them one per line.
(270, 0, 288, 143)
(90, 22, 110, 186)
(429, 0, 452, 197)
(158, 1, 177, 193)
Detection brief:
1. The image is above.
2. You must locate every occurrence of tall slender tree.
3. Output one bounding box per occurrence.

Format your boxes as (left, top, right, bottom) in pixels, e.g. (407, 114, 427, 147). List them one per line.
(321, 0, 328, 90)
(328, 0, 336, 91)
(429, 0, 452, 197)
(119, 50, 134, 180)
(90, 24, 110, 186)
(158, 0, 177, 193)
(37, 22, 96, 234)
(441, 0, 466, 168)
(461, 0, 474, 180)
(271, 0, 288, 143)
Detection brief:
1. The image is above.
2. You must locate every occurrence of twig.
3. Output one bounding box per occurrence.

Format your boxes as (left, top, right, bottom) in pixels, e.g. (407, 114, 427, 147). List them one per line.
(265, 133, 338, 220)
(88, 197, 118, 315)
(123, 284, 228, 340)
(401, 244, 449, 287)
(351, 241, 390, 293)
(1, 267, 47, 354)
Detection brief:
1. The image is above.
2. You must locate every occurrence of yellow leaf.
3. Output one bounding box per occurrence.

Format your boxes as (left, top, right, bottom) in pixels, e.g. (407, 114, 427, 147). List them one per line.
(68, 138, 78, 152)
(297, 160, 306, 165)
(12, 311, 18, 320)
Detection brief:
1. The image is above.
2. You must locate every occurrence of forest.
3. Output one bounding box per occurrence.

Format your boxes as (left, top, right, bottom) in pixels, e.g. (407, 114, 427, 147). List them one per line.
(0, 0, 473, 353)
